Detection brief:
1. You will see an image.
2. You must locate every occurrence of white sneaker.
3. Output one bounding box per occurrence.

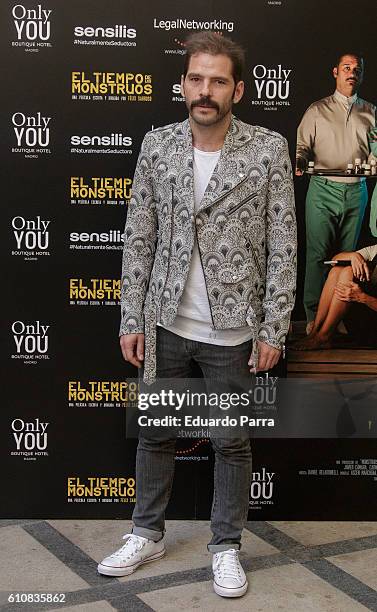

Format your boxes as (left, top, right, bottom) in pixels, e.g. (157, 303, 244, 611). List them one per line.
(97, 533, 165, 577)
(212, 549, 248, 598)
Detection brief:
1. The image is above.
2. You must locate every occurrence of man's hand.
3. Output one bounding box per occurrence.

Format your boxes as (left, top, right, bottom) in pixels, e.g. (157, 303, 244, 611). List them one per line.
(120, 333, 145, 368)
(248, 340, 281, 373)
(349, 252, 370, 281)
(334, 281, 366, 303)
(295, 157, 307, 176)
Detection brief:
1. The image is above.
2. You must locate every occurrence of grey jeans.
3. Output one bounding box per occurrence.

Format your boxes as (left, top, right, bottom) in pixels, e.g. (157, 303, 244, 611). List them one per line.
(131, 326, 253, 553)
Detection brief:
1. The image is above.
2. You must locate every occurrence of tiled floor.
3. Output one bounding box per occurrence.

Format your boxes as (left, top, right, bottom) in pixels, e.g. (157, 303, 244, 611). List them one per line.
(1, 520, 377, 611)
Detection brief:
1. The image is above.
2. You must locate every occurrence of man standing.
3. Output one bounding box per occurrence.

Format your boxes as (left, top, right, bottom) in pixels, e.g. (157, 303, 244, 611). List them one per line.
(98, 32, 296, 598)
(296, 53, 375, 332)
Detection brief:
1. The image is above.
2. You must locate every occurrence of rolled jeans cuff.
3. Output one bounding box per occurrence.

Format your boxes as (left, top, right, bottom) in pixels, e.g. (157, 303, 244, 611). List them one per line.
(207, 543, 241, 553)
(132, 525, 164, 542)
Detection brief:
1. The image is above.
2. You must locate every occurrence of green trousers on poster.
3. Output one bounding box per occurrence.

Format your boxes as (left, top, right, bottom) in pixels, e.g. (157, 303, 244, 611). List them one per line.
(370, 186, 377, 237)
(304, 176, 368, 322)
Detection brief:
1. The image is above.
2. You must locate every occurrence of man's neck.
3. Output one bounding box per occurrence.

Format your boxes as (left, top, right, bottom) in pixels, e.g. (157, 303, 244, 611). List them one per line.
(335, 87, 358, 100)
(189, 114, 232, 152)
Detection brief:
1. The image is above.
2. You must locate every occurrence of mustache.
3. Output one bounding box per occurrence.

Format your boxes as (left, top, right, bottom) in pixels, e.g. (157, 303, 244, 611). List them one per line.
(191, 96, 219, 111)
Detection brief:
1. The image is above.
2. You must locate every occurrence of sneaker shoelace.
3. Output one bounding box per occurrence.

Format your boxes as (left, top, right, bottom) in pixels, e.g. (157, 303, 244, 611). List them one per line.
(213, 549, 243, 581)
(109, 534, 146, 561)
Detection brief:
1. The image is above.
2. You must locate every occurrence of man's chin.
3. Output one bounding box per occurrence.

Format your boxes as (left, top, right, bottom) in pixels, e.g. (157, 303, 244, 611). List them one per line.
(346, 82, 358, 94)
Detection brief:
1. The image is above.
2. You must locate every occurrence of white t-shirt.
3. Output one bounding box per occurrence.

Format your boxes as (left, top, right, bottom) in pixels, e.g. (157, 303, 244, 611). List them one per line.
(160, 147, 253, 346)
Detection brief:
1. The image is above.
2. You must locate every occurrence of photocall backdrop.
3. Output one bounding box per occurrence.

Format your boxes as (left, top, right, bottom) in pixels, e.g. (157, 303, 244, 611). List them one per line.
(2, 0, 377, 519)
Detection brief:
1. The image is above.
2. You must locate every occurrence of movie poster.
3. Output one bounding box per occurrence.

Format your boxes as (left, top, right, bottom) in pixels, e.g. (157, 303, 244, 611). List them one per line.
(2, 0, 377, 526)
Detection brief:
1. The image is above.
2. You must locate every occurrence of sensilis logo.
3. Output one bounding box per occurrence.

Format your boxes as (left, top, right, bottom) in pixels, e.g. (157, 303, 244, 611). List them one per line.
(71, 134, 132, 147)
(73, 24, 137, 48)
(74, 25, 136, 38)
(172, 83, 184, 103)
(69, 229, 124, 251)
(70, 133, 133, 155)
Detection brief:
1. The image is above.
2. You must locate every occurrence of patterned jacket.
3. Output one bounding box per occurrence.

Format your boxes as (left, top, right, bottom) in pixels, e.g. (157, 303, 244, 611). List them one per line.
(120, 116, 297, 384)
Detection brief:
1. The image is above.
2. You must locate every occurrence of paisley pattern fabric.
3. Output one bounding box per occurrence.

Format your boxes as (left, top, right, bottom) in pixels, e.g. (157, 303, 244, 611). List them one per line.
(120, 116, 297, 384)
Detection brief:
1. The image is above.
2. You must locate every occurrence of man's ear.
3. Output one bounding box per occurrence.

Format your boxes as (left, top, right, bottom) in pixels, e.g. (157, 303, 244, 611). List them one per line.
(180, 74, 185, 97)
(233, 80, 245, 104)
(332, 66, 338, 79)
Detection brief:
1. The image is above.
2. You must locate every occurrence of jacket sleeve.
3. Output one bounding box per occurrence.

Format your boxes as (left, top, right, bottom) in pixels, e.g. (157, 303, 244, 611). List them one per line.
(296, 104, 316, 165)
(258, 136, 297, 350)
(119, 132, 158, 336)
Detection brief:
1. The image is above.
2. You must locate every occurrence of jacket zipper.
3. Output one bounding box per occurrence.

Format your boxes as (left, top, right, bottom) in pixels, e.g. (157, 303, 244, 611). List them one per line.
(249, 243, 262, 277)
(194, 217, 216, 329)
(227, 192, 258, 215)
(199, 174, 249, 212)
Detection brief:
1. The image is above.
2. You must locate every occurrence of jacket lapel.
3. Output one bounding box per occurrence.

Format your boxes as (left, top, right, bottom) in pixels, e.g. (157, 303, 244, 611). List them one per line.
(197, 116, 254, 213)
(173, 116, 255, 216)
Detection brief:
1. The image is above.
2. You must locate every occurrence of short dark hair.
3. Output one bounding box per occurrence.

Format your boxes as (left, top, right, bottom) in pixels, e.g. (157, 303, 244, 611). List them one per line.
(335, 52, 364, 68)
(182, 32, 245, 84)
